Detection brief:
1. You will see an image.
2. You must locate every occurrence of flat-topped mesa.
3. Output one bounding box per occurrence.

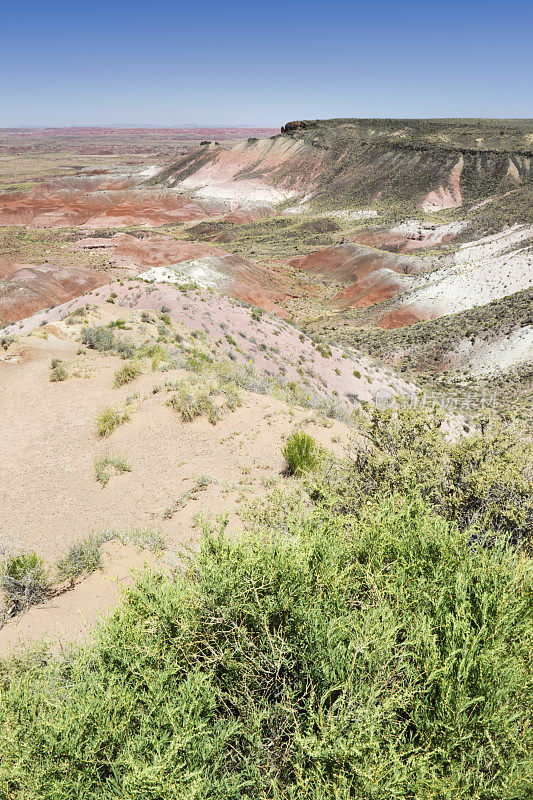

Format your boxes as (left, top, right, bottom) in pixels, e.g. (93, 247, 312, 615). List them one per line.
(148, 118, 532, 212)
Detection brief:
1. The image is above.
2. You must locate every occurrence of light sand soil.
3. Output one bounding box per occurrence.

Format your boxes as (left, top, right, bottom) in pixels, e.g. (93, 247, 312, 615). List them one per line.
(0, 325, 350, 654)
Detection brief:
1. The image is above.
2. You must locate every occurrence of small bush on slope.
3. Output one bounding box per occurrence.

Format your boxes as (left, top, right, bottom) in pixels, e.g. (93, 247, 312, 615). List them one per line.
(0, 553, 49, 615)
(0, 495, 530, 799)
(81, 326, 136, 359)
(96, 406, 130, 437)
(282, 430, 318, 475)
(49, 359, 67, 382)
(167, 375, 242, 424)
(55, 529, 163, 584)
(80, 325, 116, 352)
(94, 453, 132, 486)
(55, 536, 102, 582)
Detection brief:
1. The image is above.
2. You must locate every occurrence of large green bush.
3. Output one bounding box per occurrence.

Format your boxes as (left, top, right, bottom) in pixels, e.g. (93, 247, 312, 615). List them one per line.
(316, 406, 532, 544)
(0, 495, 531, 799)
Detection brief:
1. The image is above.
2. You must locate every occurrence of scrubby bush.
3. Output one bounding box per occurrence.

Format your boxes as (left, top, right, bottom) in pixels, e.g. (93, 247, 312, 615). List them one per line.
(79, 324, 136, 359)
(1, 553, 49, 614)
(0, 495, 530, 797)
(168, 382, 219, 423)
(80, 326, 115, 351)
(49, 359, 67, 382)
(167, 375, 241, 424)
(96, 406, 130, 437)
(113, 361, 142, 388)
(282, 430, 318, 475)
(315, 406, 532, 543)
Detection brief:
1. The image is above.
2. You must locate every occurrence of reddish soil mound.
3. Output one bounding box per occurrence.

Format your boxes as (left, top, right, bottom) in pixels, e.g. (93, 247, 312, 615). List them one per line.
(291, 243, 424, 282)
(222, 205, 275, 224)
(73, 233, 227, 267)
(378, 306, 430, 329)
(330, 269, 414, 310)
(351, 222, 464, 254)
(0, 178, 209, 228)
(0, 262, 107, 324)
(75, 233, 301, 314)
(350, 230, 436, 253)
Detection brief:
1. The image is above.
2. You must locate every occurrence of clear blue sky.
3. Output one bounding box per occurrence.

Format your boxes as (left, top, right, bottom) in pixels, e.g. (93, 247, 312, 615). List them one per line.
(1, 0, 531, 126)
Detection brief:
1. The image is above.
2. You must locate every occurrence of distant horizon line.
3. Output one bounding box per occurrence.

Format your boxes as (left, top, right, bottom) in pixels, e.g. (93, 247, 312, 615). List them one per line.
(2, 117, 532, 130)
(1, 123, 282, 130)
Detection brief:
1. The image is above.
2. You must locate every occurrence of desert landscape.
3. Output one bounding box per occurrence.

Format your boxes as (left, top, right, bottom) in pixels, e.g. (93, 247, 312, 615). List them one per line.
(0, 116, 531, 797)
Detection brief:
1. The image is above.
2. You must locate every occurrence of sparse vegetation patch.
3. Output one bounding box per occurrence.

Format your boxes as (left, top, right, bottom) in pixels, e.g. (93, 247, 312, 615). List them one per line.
(94, 454, 132, 487)
(0, 553, 49, 616)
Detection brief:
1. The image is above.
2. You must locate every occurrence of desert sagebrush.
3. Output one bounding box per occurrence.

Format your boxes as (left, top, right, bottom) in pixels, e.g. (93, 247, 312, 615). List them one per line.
(0, 495, 530, 798)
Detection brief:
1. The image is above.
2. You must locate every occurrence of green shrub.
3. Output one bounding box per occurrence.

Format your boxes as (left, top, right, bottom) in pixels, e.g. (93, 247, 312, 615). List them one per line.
(113, 361, 142, 388)
(282, 430, 318, 475)
(1, 553, 49, 613)
(95, 406, 130, 437)
(315, 406, 532, 543)
(94, 454, 132, 486)
(0, 496, 530, 797)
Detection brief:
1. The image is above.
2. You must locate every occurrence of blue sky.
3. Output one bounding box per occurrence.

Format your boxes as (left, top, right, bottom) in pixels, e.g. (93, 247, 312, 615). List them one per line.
(1, 0, 531, 125)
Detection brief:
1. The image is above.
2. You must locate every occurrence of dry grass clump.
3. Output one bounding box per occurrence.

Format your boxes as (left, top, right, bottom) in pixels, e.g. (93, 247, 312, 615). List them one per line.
(55, 529, 164, 584)
(163, 474, 217, 519)
(95, 406, 130, 437)
(282, 430, 319, 475)
(94, 454, 132, 487)
(113, 361, 142, 388)
(55, 536, 102, 583)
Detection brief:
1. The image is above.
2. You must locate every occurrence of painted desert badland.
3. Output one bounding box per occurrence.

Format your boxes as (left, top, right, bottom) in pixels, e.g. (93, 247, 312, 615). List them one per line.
(1, 118, 532, 798)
